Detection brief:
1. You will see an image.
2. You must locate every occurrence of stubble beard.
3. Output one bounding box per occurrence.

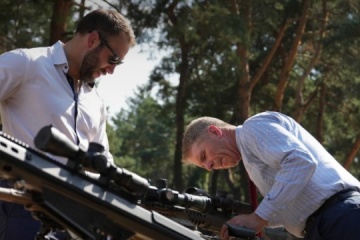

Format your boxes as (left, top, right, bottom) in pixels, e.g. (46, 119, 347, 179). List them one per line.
(79, 46, 102, 84)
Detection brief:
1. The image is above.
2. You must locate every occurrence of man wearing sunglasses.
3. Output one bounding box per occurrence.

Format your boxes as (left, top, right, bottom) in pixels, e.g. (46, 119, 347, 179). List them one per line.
(0, 9, 136, 240)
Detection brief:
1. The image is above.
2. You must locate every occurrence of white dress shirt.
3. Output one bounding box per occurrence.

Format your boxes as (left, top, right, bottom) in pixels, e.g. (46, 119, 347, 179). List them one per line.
(236, 111, 360, 237)
(0, 41, 113, 163)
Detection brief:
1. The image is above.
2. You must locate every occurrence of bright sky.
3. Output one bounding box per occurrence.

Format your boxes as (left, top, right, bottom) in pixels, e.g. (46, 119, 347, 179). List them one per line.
(96, 45, 155, 118)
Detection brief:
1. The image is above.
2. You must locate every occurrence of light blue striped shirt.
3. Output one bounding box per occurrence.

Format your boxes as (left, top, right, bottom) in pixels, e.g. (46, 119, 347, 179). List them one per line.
(236, 111, 360, 237)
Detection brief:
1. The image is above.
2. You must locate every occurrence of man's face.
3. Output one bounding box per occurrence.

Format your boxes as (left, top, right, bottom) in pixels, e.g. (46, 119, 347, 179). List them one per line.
(188, 126, 240, 171)
(79, 33, 130, 83)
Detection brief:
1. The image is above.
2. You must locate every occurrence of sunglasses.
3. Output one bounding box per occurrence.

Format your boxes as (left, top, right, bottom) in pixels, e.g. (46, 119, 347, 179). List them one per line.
(98, 32, 123, 65)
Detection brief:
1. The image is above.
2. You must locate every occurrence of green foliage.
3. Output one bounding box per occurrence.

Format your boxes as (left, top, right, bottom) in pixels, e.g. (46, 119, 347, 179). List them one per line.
(114, 0, 360, 197)
(0, 0, 53, 51)
(109, 85, 176, 181)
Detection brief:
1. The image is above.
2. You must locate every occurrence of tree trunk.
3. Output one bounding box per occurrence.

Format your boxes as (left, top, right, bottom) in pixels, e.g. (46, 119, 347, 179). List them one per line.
(229, 0, 251, 123)
(229, 0, 253, 204)
(210, 170, 219, 196)
(49, 0, 73, 45)
(344, 135, 360, 170)
(316, 82, 326, 143)
(223, 169, 239, 200)
(167, 1, 189, 191)
(173, 63, 188, 191)
(273, 0, 310, 112)
(295, 1, 328, 122)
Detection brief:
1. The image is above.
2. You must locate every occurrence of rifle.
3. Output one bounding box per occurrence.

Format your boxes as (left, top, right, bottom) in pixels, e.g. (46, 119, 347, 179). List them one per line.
(0, 127, 201, 240)
(0, 125, 282, 240)
(141, 179, 253, 233)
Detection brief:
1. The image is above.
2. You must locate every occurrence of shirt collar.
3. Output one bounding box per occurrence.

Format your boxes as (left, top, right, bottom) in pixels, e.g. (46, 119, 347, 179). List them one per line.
(51, 41, 95, 89)
(51, 40, 70, 73)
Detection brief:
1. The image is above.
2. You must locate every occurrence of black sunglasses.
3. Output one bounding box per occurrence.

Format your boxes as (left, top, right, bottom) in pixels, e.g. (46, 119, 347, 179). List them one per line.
(98, 32, 123, 65)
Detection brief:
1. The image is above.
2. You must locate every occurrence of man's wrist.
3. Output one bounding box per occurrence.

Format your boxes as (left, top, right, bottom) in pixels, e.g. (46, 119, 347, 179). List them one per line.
(255, 213, 268, 227)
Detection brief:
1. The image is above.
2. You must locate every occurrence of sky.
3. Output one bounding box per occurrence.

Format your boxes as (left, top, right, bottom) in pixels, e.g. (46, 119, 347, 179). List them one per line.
(96, 45, 156, 118)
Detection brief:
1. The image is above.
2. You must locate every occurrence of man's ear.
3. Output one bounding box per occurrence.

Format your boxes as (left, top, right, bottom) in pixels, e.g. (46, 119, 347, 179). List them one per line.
(208, 125, 222, 137)
(87, 31, 99, 48)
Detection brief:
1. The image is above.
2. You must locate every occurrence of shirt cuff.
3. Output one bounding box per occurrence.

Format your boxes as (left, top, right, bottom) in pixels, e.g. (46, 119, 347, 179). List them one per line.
(255, 197, 278, 222)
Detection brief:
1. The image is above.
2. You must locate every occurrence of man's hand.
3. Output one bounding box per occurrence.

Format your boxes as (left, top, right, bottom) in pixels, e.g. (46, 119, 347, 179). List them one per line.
(220, 213, 268, 240)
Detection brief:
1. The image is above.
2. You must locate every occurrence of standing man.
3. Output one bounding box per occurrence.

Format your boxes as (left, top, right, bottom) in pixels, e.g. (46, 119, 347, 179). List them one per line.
(182, 111, 360, 240)
(0, 9, 136, 239)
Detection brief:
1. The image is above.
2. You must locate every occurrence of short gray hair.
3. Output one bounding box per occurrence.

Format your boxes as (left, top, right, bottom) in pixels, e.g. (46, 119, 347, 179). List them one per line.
(182, 117, 231, 162)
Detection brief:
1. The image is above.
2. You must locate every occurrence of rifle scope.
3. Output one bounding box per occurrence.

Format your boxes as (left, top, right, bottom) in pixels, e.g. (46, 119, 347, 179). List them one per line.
(149, 181, 253, 215)
(34, 125, 150, 195)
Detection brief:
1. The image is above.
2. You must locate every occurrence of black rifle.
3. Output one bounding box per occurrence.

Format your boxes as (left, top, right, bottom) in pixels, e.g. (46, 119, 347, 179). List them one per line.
(0, 125, 268, 239)
(0, 127, 202, 239)
(34, 125, 259, 239)
(141, 179, 253, 233)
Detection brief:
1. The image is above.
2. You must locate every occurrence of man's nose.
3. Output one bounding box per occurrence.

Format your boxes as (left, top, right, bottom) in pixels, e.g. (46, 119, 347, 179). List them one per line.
(106, 64, 116, 74)
(204, 161, 214, 171)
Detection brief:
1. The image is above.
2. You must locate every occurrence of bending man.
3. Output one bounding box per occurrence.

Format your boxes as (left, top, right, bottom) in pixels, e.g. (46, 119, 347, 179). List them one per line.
(182, 111, 360, 239)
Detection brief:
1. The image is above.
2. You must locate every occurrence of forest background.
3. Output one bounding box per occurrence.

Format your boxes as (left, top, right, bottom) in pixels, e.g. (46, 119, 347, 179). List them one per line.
(0, 0, 359, 203)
